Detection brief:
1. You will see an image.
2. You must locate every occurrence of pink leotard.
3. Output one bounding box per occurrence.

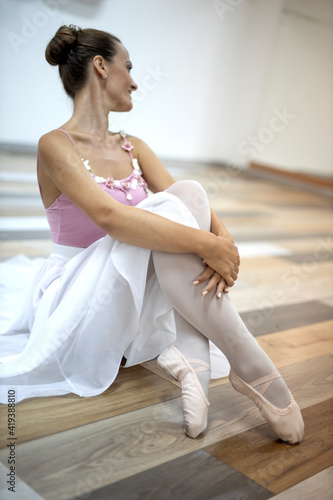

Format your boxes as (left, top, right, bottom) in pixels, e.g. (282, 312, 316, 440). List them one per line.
(38, 129, 148, 248)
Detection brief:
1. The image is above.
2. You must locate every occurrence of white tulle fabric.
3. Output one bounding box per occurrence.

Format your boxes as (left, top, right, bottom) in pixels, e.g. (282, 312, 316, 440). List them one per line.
(0, 187, 229, 403)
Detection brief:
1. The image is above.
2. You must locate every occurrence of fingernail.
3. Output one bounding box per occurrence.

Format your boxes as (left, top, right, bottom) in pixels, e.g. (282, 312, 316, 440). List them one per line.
(217, 292, 222, 299)
(201, 290, 208, 296)
(224, 289, 229, 294)
(193, 280, 199, 285)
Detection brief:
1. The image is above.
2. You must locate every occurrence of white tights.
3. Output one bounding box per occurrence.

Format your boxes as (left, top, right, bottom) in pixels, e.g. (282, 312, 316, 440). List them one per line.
(152, 181, 291, 409)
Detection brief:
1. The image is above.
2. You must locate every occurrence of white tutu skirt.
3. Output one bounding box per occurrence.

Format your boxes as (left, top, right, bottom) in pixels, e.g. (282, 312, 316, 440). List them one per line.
(0, 186, 229, 403)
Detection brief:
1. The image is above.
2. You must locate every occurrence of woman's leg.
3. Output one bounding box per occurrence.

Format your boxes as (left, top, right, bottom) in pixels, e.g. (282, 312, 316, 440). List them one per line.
(154, 181, 304, 443)
(159, 311, 211, 438)
(162, 180, 289, 406)
(156, 181, 212, 437)
(154, 250, 289, 406)
(173, 311, 211, 397)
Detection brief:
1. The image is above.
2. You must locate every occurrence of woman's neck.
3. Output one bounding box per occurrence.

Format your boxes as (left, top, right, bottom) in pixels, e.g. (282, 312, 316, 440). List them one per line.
(65, 85, 111, 140)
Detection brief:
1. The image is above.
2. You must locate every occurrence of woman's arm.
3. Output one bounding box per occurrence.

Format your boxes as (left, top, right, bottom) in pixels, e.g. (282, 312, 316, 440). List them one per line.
(210, 208, 234, 242)
(130, 137, 233, 241)
(129, 136, 239, 293)
(38, 131, 239, 286)
(129, 136, 176, 193)
(193, 208, 238, 297)
(39, 130, 239, 286)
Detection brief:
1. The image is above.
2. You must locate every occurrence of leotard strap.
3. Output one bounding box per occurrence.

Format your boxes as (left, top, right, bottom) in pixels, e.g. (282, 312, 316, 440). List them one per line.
(57, 128, 77, 149)
(56, 128, 134, 161)
(119, 130, 134, 160)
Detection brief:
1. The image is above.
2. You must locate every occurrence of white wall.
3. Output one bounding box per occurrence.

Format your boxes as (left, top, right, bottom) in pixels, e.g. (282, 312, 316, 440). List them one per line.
(0, 0, 332, 175)
(251, 0, 333, 175)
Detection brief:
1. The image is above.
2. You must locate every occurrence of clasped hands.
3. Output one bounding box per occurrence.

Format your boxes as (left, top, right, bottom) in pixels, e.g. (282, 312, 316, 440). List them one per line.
(193, 235, 240, 298)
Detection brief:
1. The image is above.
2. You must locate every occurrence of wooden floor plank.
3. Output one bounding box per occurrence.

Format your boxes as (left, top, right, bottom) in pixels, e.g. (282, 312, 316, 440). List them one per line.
(0, 240, 52, 259)
(0, 355, 330, 500)
(238, 257, 296, 272)
(75, 449, 271, 500)
(319, 295, 333, 307)
(238, 260, 333, 288)
(256, 321, 333, 368)
(0, 230, 51, 241)
(282, 252, 333, 264)
(230, 274, 333, 313)
(3, 302, 328, 450)
(205, 399, 333, 494)
(0, 463, 44, 500)
(270, 466, 333, 500)
(232, 230, 332, 243)
(277, 236, 333, 255)
(0, 365, 181, 447)
(1, 155, 333, 499)
(240, 301, 333, 337)
(142, 321, 333, 388)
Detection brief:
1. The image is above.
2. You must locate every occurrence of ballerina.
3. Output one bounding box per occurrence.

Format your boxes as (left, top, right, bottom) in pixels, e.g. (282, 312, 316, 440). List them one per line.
(0, 25, 304, 444)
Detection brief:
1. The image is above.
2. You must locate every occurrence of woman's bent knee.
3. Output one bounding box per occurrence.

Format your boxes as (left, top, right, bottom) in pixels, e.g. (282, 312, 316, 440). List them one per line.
(166, 180, 210, 230)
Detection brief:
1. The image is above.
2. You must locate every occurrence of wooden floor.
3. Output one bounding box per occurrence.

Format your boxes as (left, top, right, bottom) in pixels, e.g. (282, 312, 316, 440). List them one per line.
(0, 151, 333, 499)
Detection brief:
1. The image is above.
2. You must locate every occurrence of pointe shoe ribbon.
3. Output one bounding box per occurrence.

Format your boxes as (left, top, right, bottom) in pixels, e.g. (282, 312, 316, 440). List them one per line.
(229, 369, 304, 444)
(157, 346, 210, 438)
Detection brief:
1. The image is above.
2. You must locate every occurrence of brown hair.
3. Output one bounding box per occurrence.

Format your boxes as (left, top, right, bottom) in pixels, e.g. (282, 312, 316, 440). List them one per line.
(45, 24, 121, 98)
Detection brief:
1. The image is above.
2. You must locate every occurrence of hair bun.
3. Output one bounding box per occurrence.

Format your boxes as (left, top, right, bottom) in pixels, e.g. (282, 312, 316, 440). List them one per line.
(45, 24, 82, 66)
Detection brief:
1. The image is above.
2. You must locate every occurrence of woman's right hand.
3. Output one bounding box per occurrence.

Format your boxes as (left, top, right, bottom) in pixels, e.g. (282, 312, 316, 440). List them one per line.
(202, 235, 240, 288)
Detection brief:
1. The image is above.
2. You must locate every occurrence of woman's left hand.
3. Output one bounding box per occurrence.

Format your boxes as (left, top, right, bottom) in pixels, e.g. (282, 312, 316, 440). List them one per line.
(193, 261, 229, 298)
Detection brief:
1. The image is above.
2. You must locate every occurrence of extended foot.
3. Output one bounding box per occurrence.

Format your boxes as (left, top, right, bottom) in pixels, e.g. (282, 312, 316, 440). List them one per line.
(157, 345, 210, 438)
(229, 369, 304, 444)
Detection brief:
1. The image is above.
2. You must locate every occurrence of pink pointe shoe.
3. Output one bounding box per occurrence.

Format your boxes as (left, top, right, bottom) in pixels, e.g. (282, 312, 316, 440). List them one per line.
(157, 345, 210, 438)
(229, 369, 304, 444)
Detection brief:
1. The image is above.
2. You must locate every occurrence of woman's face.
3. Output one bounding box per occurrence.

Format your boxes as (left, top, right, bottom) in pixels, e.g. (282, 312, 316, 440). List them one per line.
(105, 43, 138, 112)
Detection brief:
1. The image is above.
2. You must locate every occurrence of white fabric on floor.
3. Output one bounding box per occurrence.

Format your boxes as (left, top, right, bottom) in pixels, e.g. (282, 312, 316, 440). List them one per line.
(0, 188, 229, 403)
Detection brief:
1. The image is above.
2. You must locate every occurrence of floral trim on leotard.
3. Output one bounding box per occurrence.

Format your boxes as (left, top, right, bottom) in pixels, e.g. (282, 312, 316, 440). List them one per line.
(80, 131, 148, 201)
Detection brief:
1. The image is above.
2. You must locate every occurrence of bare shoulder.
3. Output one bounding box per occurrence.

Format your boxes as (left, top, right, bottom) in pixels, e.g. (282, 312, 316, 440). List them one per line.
(124, 134, 175, 192)
(125, 134, 149, 154)
(38, 129, 79, 174)
(37, 130, 73, 207)
(38, 129, 70, 154)
(125, 134, 145, 145)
